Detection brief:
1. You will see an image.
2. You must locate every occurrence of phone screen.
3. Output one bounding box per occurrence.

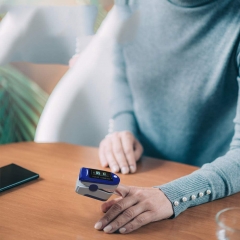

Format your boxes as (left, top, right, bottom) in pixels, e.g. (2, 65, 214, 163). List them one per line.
(0, 163, 39, 192)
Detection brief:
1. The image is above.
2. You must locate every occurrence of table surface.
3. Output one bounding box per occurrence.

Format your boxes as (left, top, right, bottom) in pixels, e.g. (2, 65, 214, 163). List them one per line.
(0, 143, 239, 240)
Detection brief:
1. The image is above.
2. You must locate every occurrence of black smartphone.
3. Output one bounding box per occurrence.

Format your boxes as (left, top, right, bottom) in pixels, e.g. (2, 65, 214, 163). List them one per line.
(0, 163, 39, 193)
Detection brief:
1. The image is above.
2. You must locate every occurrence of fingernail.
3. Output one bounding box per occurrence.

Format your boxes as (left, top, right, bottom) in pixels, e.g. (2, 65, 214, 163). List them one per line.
(130, 165, 136, 173)
(94, 222, 102, 230)
(119, 228, 126, 234)
(112, 166, 119, 173)
(103, 225, 112, 233)
(121, 167, 129, 174)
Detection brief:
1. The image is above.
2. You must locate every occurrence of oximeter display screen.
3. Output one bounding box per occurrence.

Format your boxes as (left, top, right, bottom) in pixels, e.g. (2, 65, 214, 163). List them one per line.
(89, 169, 112, 181)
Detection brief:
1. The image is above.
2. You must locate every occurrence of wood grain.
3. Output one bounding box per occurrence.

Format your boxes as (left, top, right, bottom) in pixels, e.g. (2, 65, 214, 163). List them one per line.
(0, 143, 239, 240)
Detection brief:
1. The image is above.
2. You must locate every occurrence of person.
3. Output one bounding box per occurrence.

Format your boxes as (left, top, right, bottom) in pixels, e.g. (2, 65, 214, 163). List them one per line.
(93, 0, 240, 234)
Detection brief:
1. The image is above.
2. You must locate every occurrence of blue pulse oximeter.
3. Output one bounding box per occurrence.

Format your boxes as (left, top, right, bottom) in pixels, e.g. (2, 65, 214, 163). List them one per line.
(75, 167, 120, 201)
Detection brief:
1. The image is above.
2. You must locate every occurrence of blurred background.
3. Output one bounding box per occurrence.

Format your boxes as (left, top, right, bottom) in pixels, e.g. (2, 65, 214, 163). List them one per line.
(0, 0, 117, 146)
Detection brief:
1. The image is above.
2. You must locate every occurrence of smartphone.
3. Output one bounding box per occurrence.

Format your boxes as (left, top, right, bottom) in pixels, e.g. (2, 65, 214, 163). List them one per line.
(0, 163, 39, 193)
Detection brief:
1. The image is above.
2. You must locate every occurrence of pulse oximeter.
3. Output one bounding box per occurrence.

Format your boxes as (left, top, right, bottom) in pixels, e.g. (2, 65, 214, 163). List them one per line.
(75, 167, 120, 201)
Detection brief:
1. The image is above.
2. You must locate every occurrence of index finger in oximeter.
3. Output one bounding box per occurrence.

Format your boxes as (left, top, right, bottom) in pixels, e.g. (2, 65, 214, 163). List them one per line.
(75, 167, 120, 201)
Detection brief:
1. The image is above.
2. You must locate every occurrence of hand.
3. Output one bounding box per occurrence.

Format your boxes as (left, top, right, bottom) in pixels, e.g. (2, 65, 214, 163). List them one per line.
(99, 131, 143, 174)
(94, 185, 173, 234)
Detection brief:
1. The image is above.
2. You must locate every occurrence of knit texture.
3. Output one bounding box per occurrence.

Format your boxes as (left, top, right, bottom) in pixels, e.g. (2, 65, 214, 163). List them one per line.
(109, 0, 240, 217)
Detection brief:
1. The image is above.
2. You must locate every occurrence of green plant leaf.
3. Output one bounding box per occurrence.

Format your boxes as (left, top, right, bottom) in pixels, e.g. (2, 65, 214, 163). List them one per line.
(0, 65, 49, 144)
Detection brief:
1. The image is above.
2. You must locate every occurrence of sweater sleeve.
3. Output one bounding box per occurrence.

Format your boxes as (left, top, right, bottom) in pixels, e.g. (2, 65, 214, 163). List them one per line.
(156, 48, 240, 218)
(108, 45, 138, 138)
(105, 1, 139, 138)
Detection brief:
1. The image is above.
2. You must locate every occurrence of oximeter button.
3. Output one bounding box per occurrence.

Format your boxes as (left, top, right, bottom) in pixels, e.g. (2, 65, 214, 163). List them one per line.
(89, 184, 98, 192)
(113, 175, 118, 178)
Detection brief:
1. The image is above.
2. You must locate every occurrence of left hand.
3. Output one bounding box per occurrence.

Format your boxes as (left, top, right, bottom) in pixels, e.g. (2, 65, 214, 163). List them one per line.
(94, 185, 173, 234)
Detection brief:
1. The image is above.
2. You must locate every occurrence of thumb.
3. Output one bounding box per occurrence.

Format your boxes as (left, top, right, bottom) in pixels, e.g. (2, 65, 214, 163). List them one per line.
(113, 184, 130, 198)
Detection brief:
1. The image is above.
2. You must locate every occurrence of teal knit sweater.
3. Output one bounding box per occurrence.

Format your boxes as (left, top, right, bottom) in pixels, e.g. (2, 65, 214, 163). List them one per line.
(108, 0, 240, 217)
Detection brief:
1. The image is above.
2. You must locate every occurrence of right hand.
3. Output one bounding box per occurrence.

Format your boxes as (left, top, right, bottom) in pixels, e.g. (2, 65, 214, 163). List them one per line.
(98, 131, 143, 174)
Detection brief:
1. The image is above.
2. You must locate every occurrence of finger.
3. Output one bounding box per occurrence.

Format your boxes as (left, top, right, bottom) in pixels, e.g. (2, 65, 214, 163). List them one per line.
(133, 140, 143, 161)
(104, 141, 120, 173)
(101, 197, 123, 213)
(114, 184, 131, 198)
(98, 197, 138, 230)
(101, 184, 130, 213)
(99, 142, 108, 168)
(119, 211, 153, 234)
(103, 203, 147, 233)
(121, 132, 136, 173)
(111, 134, 129, 174)
(95, 193, 137, 230)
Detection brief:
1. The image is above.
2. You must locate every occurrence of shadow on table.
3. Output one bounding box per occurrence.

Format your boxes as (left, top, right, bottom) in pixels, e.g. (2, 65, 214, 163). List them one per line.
(136, 156, 168, 174)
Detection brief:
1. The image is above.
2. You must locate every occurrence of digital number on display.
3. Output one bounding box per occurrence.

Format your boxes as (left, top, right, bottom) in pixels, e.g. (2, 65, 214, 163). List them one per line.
(89, 169, 113, 181)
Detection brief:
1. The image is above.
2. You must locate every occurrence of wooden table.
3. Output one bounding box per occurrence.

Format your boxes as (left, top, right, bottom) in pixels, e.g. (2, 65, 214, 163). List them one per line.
(0, 143, 239, 240)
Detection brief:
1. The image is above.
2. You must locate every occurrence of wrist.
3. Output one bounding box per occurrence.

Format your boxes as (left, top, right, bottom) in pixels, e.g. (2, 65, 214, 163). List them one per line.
(157, 189, 174, 219)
